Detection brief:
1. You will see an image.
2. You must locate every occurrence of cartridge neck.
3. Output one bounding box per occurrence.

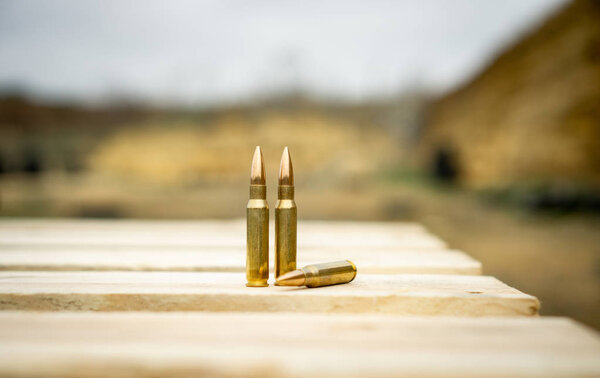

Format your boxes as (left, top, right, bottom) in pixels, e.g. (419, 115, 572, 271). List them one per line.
(301, 265, 318, 287)
(249, 185, 267, 199)
(278, 185, 294, 200)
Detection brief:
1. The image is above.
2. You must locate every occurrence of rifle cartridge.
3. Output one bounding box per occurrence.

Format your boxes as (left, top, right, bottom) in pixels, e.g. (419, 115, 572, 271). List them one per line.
(275, 147, 297, 282)
(246, 146, 269, 287)
(276, 260, 357, 288)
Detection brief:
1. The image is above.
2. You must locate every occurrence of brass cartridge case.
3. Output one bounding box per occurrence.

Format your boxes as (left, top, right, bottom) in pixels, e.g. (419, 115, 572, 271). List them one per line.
(246, 147, 269, 287)
(276, 260, 357, 288)
(275, 147, 297, 281)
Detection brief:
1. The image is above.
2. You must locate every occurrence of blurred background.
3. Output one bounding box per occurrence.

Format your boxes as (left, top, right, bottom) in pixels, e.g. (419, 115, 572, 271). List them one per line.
(0, 0, 599, 328)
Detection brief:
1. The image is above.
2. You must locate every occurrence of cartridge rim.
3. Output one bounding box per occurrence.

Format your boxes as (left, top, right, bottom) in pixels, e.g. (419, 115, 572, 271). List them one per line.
(246, 281, 269, 287)
(346, 260, 358, 282)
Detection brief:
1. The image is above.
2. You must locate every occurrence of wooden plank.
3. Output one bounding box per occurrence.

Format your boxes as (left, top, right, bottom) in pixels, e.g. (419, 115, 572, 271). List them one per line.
(0, 218, 428, 233)
(0, 271, 538, 315)
(0, 312, 598, 377)
(0, 219, 447, 249)
(0, 245, 482, 274)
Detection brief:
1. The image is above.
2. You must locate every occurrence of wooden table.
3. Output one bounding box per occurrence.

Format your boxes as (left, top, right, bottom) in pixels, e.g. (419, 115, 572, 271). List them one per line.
(0, 219, 598, 377)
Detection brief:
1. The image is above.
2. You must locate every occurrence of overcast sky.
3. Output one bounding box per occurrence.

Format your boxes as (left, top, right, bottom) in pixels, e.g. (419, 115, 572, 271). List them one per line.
(0, 0, 566, 106)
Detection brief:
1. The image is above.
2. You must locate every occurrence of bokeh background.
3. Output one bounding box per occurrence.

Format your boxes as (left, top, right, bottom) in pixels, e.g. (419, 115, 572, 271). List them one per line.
(1, 0, 599, 328)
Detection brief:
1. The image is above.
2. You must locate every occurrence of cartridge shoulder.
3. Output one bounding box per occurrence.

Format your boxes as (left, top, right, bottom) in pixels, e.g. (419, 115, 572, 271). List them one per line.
(247, 199, 269, 209)
(276, 199, 296, 209)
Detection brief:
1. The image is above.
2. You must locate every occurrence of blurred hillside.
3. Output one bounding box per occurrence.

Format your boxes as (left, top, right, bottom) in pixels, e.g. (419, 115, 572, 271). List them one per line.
(0, 93, 421, 218)
(420, 0, 600, 200)
(0, 95, 150, 174)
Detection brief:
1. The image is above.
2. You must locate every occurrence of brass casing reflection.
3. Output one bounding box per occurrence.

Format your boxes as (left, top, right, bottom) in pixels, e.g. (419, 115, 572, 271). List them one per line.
(246, 185, 269, 287)
(275, 185, 297, 280)
(302, 260, 357, 288)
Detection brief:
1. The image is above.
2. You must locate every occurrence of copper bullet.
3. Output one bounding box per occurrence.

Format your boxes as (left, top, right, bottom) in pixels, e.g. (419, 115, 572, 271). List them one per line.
(276, 260, 357, 288)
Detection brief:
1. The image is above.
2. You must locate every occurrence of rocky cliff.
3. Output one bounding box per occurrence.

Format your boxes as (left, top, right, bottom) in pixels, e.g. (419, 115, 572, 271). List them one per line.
(420, 0, 600, 191)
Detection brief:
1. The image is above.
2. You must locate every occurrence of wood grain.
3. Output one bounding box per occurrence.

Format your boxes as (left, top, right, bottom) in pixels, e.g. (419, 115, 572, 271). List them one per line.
(0, 271, 538, 315)
(0, 245, 481, 274)
(0, 219, 447, 249)
(0, 312, 597, 377)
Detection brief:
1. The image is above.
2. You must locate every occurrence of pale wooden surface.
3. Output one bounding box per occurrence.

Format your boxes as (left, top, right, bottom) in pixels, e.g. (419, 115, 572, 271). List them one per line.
(0, 271, 538, 315)
(1, 218, 566, 377)
(0, 245, 481, 274)
(0, 312, 598, 378)
(0, 219, 447, 249)
(0, 218, 480, 274)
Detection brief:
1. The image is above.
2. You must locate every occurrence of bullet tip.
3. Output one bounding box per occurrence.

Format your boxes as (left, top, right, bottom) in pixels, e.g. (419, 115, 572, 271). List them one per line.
(278, 147, 294, 185)
(276, 269, 306, 286)
(250, 146, 266, 185)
